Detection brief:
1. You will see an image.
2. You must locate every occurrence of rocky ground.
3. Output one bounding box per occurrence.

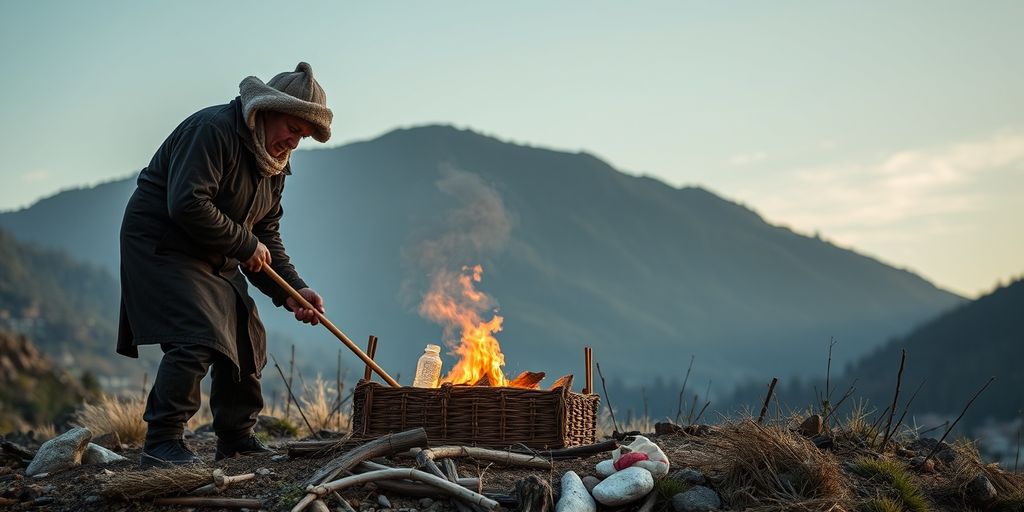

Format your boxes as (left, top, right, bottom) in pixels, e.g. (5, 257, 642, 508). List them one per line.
(2, 416, 1024, 511)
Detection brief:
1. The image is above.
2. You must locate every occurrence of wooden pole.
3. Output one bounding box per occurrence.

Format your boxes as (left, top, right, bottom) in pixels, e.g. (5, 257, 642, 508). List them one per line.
(261, 265, 399, 387)
(583, 346, 593, 395)
(363, 335, 379, 381)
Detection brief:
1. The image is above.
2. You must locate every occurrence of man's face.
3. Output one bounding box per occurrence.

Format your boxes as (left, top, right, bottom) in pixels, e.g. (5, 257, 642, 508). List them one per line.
(263, 111, 315, 158)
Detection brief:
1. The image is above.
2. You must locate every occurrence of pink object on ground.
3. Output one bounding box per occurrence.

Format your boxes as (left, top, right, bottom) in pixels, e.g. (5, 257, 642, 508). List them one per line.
(613, 451, 649, 470)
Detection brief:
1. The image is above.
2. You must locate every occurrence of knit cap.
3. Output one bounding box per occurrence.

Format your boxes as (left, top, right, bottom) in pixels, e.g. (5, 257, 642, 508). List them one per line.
(239, 62, 333, 142)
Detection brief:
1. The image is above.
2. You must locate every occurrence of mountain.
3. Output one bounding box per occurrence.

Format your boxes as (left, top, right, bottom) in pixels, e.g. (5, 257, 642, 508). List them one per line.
(0, 229, 162, 384)
(0, 125, 964, 391)
(0, 330, 96, 431)
(728, 279, 1024, 428)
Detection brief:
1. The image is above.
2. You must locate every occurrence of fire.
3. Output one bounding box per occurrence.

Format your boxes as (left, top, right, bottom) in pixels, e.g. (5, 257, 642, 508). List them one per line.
(419, 264, 509, 386)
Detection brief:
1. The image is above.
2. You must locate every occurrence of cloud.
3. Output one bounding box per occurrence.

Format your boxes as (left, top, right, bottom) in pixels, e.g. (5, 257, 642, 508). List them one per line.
(747, 132, 1024, 244)
(21, 169, 50, 183)
(727, 151, 768, 166)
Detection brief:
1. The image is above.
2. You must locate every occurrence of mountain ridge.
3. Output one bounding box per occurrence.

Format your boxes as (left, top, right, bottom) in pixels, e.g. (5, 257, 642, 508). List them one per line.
(0, 123, 964, 389)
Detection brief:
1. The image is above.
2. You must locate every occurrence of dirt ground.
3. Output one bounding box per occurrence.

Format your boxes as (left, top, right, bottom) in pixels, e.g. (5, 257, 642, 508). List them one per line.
(0, 431, 615, 512)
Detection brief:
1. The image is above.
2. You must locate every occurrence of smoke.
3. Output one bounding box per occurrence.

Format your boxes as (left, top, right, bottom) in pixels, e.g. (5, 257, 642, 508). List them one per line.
(402, 165, 512, 347)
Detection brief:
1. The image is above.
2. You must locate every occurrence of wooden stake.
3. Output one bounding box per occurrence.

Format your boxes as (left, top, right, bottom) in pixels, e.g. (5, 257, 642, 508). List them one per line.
(261, 266, 399, 387)
(363, 335, 378, 381)
(879, 349, 906, 452)
(153, 497, 262, 508)
(757, 377, 778, 425)
(583, 346, 593, 395)
(924, 376, 996, 464)
(271, 354, 320, 440)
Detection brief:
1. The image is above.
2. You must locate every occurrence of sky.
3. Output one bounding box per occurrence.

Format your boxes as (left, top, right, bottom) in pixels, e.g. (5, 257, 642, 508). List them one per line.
(1, 1, 1022, 298)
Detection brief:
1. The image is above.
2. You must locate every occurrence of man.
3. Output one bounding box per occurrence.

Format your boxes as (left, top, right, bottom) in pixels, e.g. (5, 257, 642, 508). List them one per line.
(117, 62, 331, 468)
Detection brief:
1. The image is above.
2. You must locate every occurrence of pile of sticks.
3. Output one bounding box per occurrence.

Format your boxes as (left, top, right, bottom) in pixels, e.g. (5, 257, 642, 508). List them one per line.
(288, 427, 618, 512)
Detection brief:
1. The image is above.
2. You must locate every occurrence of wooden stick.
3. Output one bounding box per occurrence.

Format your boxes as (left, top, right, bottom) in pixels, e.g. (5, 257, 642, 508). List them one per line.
(924, 376, 996, 464)
(190, 471, 256, 496)
(304, 428, 428, 487)
(415, 446, 551, 470)
(362, 335, 379, 381)
(271, 354, 320, 440)
(308, 499, 331, 512)
(294, 469, 499, 512)
(583, 346, 593, 395)
(757, 377, 778, 424)
(261, 265, 399, 387)
(511, 440, 618, 459)
(879, 349, 906, 452)
(153, 497, 262, 508)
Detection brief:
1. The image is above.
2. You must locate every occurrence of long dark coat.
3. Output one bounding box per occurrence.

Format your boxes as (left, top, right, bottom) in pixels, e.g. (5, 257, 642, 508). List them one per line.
(117, 97, 307, 376)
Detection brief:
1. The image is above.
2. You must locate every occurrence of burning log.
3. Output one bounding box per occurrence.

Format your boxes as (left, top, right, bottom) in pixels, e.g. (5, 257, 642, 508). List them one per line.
(304, 427, 428, 487)
(291, 469, 499, 512)
(508, 371, 545, 389)
(549, 374, 573, 391)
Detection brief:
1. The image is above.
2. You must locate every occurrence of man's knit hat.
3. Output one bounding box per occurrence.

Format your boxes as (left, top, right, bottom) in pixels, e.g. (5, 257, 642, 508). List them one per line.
(239, 62, 333, 142)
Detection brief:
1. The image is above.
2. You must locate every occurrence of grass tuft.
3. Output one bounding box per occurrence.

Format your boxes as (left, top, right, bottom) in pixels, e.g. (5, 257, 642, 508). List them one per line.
(850, 457, 928, 512)
(654, 477, 691, 504)
(858, 497, 903, 512)
(74, 394, 147, 445)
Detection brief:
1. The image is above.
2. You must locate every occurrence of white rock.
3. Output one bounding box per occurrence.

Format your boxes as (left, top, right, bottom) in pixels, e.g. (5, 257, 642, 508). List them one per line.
(83, 443, 126, 465)
(25, 427, 92, 476)
(556, 471, 596, 512)
(596, 459, 617, 477)
(591, 467, 654, 506)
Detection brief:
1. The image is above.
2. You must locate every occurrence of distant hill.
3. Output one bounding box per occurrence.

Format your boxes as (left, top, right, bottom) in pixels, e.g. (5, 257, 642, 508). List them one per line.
(728, 279, 1024, 427)
(0, 124, 964, 391)
(0, 330, 95, 432)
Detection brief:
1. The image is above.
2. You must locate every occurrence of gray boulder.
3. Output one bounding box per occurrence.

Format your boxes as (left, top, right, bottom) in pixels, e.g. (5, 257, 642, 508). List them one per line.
(83, 443, 127, 465)
(556, 471, 596, 512)
(25, 427, 92, 476)
(671, 468, 707, 485)
(672, 485, 721, 511)
(965, 474, 997, 506)
(581, 475, 601, 493)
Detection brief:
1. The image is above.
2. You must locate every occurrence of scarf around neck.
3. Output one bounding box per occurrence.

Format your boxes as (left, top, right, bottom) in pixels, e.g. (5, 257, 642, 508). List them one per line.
(249, 112, 290, 178)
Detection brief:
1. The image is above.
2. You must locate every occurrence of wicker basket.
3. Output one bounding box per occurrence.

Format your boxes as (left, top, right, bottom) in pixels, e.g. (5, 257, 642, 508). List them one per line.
(352, 381, 600, 449)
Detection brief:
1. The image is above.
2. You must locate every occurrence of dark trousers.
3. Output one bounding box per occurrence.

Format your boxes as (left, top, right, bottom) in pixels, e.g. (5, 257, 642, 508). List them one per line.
(143, 339, 263, 443)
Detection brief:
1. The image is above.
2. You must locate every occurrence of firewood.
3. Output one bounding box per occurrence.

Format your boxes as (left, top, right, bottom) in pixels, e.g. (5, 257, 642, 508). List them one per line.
(152, 496, 263, 508)
(304, 427, 428, 487)
(415, 446, 551, 471)
(509, 371, 545, 389)
(291, 468, 499, 512)
(473, 374, 494, 387)
(190, 470, 256, 496)
(357, 461, 480, 487)
(549, 374, 573, 391)
(512, 439, 618, 459)
(288, 437, 364, 458)
(514, 475, 552, 512)
(308, 499, 331, 512)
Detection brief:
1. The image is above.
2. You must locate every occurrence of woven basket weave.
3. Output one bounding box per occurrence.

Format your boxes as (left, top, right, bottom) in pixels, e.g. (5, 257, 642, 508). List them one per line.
(352, 381, 600, 449)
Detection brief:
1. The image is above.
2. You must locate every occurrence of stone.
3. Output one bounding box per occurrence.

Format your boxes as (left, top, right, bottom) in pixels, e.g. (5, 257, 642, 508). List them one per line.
(581, 475, 601, 493)
(556, 471, 597, 512)
(910, 456, 935, 473)
(83, 443, 127, 465)
(671, 468, 706, 485)
(271, 454, 288, 462)
(256, 467, 273, 476)
(672, 485, 721, 511)
(378, 495, 392, 508)
(655, 422, 683, 435)
(935, 447, 957, 465)
(591, 467, 654, 506)
(84, 495, 101, 504)
(92, 432, 122, 452)
(965, 474, 997, 506)
(418, 498, 434, 508)
(596, 459, 617, 477)
(24, 427, 92, 476)
(812, 434, 834, 450)
(798, 414, 824, 437)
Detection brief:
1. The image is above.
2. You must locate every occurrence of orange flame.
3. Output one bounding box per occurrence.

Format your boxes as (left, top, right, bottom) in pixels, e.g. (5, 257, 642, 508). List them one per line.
(419, 264, 509, 386)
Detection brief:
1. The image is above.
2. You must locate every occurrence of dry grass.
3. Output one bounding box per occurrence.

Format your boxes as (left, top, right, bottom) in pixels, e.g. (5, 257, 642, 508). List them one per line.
(99, 466, 214, 500)
(676, 420, 847, 511)
(935, 439, 1024, 509)
(261, 374, 349, 436)
(74, 394, 147, 445)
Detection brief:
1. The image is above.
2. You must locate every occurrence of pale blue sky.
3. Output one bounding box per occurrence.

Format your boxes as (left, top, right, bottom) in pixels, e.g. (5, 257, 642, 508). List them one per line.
(1, 1, 1022, 297)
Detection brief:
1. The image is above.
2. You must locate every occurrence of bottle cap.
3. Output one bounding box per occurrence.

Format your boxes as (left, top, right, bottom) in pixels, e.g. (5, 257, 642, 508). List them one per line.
(425, 344, 441, 353)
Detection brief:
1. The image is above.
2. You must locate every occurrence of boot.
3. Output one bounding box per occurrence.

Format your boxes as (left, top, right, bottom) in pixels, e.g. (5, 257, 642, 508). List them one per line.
(215, 434, 276, 461)
(139, 438, 202, 469)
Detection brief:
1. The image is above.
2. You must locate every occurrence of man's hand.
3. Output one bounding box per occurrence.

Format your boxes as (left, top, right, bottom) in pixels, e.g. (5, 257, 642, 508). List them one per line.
(286, 288, 325, 325)
(243, 242, 271, 272)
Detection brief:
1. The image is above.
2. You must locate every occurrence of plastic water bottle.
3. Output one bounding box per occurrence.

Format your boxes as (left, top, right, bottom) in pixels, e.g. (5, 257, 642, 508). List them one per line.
(413, 344, 442, 388)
